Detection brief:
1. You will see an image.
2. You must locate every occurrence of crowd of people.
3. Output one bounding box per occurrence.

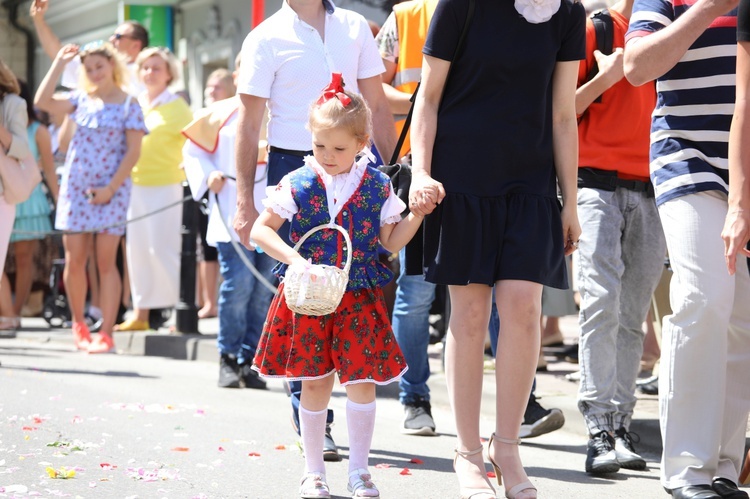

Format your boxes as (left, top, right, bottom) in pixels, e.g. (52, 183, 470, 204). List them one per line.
(0, 0, 749, 497)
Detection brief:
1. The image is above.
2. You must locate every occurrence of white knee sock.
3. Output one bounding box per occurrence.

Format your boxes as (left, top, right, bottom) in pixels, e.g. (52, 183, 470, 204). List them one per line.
(347, 399, 376, 473)
(300, 405, 327, 474)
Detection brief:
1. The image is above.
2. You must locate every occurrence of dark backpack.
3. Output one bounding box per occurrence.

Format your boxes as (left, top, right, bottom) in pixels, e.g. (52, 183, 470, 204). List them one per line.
(584, 9, 614, 104)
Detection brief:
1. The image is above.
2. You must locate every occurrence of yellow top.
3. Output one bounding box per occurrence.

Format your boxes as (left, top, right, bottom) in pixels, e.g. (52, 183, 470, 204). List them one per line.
(131, 98, 193, 186)
(392, 0, 438, 157)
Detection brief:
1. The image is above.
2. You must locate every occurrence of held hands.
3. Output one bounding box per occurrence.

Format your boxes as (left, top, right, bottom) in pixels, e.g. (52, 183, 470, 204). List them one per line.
(561, 204, 582, 256)
(721, 209, 750, 275)
(207, 171, 226, 194)
(409, 171, 445, 217)
(593, 48, 625, 88)
(56, 44, 79, 65)
(86, 185, 114, 205)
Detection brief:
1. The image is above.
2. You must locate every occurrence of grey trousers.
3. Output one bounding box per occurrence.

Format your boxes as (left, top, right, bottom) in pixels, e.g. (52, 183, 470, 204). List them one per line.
(576, 186, 666, 435)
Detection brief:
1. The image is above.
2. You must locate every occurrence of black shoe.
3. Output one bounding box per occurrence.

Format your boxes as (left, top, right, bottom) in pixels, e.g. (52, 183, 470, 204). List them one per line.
(614, 427, 647, 470)
(667, 484, 721, 499)
(239, 362, 267, 390)
(562, 343, 579, 364)
(218, 354, 241, 388)
(585, 431, 620, 474)
(520, 395, 565, 439)
(638, 375, 659, 395)
(323, 426, 341, 462)
(402, 398, 436, 436)
(712, 478, 749, 498)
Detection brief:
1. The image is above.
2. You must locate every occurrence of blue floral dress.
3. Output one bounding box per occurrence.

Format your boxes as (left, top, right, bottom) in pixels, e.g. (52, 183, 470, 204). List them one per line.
(55, 92, 147, 236)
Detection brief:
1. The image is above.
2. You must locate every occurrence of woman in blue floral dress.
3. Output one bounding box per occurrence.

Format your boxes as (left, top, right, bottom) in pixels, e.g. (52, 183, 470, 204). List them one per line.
(35, 42, 147, 353)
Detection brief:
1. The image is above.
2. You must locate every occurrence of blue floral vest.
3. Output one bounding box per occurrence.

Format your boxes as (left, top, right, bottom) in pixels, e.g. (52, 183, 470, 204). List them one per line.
(275, 165, 394, 291)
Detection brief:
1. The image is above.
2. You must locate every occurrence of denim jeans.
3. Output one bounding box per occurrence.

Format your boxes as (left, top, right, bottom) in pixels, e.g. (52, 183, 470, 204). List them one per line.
(576, 187, 666, 434)
(216, 242, 276, 364)
(392, 248, 436, 405)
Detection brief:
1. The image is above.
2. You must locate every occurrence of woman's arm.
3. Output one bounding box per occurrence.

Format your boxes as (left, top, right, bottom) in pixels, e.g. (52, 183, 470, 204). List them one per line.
(0, 97, 29, 159)
(89, 129, 144, 205)
(34, 45, 77, 116)
(552, 60, 583, 256)
(379, 212, 424, 253)
(250, 210, 307, 267)
(409, 54, 447, 216)
(722, 40, 750, 274)
(35, 123, 58, 201)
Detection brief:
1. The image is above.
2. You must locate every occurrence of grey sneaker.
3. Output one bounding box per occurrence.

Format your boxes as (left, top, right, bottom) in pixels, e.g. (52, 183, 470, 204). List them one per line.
(585, 431, 621, 474)
(614, 427, 647, 470)
(519, 396, 565, 438)
(402, 399, 436, 436)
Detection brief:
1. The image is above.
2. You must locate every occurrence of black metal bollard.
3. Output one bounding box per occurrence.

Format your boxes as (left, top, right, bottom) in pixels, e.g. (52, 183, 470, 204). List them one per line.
(175, 183, 199, 334)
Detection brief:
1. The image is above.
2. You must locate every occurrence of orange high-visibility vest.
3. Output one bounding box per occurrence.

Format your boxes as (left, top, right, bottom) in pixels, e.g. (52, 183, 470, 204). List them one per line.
(392, 0, 437, 158)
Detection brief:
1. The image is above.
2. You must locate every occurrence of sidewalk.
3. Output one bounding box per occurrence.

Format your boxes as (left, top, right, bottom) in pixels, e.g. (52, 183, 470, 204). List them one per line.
(9, 312, 665, 463)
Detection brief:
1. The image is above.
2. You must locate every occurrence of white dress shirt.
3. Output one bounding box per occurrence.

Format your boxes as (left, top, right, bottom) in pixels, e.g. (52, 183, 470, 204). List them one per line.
(236, 0, 385, 151)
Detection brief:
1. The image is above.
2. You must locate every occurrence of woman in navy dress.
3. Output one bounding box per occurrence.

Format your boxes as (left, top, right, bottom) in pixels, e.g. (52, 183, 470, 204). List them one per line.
(409, 0, 585, 497)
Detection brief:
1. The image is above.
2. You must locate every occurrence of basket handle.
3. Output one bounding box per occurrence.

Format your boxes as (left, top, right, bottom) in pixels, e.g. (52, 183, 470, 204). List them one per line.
(291, 224, 353, 274)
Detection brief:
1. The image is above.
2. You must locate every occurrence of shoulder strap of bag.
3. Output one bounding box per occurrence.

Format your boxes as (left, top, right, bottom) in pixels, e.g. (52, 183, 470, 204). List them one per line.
(584, 9, 614, 104)
(388, 0, 475, 165)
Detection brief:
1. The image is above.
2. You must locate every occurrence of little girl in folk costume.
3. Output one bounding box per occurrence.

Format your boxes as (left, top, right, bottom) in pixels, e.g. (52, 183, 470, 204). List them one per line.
(251, 74, 431, 499)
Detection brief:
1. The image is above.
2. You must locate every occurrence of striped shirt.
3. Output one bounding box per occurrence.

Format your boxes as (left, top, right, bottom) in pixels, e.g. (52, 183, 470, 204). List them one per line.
(626, 0, 737, 205)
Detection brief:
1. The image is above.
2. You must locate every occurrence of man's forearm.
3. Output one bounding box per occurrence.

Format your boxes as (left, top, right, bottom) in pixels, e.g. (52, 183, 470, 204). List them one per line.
(624, 0, 735, 85)
(371, 102, 397, 163)
(235, 107, 260, 208)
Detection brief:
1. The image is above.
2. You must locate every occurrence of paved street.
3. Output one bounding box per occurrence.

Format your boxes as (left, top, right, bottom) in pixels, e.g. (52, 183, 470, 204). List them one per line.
(0, 316, 678, 498)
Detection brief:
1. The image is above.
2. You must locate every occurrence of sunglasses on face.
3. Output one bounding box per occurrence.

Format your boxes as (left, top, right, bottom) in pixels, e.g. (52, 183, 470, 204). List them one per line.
(112, 33, 134, 40)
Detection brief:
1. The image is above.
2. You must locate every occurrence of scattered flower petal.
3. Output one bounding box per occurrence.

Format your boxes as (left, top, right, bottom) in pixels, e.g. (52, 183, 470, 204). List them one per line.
(171, 447, 190, 452)
(409, 458, 424, 464)
(374, 463, 393, 469)
(217, 447, 225, 452)
(275, 445, 286, 450)
(247, 452, 261, 459)
(46, 466, 76, 479)
(399, 468, 412, 475)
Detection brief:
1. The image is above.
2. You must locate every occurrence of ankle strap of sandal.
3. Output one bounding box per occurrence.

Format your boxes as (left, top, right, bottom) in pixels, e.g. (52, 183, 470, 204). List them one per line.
(455, 445, 484, 457)
(492, 433, 522, 445)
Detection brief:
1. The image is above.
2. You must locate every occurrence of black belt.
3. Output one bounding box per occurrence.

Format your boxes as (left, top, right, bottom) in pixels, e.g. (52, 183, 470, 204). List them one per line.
(578, 167, 654, 197)
(269, 146, 312, 157)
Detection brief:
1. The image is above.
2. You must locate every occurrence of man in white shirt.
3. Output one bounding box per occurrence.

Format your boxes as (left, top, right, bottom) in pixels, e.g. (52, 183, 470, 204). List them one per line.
(30, 0, 148, 95)
(232, 0, 397, 464)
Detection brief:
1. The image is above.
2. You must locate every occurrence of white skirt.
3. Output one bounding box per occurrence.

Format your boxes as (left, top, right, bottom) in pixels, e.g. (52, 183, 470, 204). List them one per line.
(125, 183, 183, 309)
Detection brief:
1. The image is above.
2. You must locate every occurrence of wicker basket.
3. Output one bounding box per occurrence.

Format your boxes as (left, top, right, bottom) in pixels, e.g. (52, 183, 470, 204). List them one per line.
(283, 224, 352, 316)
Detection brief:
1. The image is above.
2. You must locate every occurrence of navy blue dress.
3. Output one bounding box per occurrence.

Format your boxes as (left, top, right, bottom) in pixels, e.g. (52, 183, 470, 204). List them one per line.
(421, 0, 585, 288)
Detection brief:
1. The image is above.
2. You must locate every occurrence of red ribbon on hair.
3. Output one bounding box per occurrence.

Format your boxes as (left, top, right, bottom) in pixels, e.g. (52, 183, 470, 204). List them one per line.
(316, 73, 351, 107)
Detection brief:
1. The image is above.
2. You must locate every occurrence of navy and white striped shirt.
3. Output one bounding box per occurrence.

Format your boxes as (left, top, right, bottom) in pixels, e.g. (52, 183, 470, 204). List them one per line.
(626, 0, 737, 206)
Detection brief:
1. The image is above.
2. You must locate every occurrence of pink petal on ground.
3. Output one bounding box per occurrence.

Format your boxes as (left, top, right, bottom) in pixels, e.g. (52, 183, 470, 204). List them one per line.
(399, 468, 412, 475)
(374, 463, 392, 469)
(217, 447, 225, 452)
(247, 452, 261, 459)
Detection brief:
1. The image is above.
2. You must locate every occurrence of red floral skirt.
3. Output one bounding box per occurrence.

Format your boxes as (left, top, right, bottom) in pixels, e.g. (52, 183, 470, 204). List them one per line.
(252, 284, 408, 386)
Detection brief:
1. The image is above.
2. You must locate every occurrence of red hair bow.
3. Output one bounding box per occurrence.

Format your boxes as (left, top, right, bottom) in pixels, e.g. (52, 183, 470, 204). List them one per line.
(316, 73, 351, 107)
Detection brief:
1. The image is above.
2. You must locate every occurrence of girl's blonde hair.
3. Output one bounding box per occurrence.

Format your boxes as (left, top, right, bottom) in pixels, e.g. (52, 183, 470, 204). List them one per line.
(308, 87, 371, 144)
(136, 47, 182, 87)
(78, 41, 128, 93)
(0, 58, 20, 98)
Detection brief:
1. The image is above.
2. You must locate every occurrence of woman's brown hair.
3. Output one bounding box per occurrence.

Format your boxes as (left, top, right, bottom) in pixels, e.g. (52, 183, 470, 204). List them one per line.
(0, 58, 20, 99)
